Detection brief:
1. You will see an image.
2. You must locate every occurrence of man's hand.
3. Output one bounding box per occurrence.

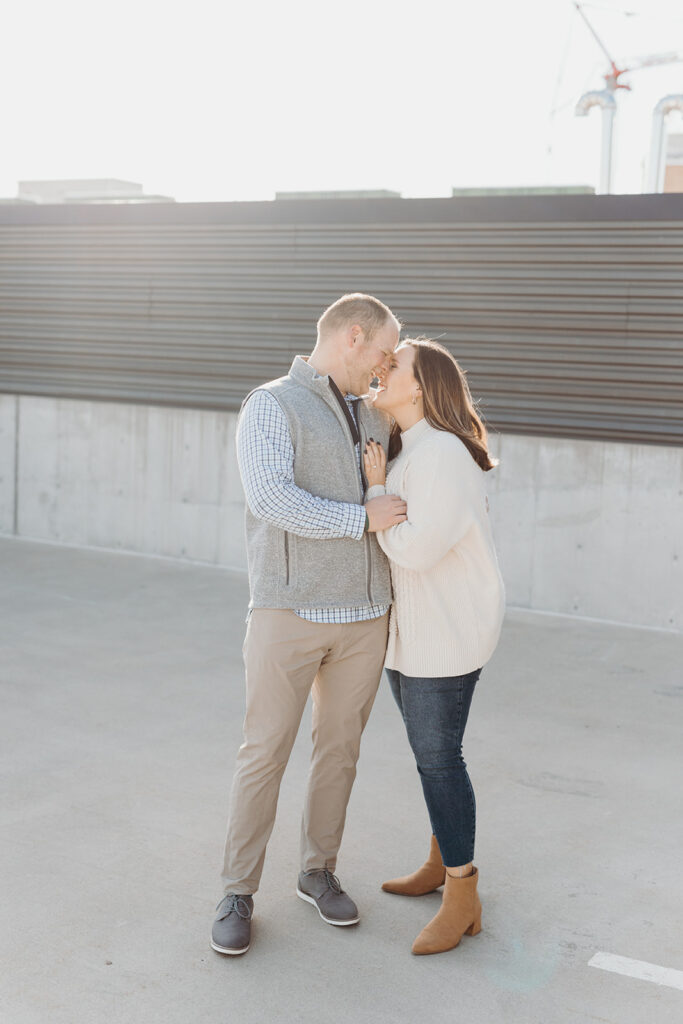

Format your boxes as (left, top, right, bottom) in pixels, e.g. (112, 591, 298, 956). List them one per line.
(365, 494, 408, 532)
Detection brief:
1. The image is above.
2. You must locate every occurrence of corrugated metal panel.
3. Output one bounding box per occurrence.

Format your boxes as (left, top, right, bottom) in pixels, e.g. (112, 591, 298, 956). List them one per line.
(1, 195, 682, 446)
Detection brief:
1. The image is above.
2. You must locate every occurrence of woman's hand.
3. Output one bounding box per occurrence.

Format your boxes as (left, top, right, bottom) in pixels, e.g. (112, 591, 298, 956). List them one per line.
(363, 439, 387, 487)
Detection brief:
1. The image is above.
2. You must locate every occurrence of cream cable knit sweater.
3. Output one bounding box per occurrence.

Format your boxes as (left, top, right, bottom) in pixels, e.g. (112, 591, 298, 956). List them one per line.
(367, 418, 505, 677)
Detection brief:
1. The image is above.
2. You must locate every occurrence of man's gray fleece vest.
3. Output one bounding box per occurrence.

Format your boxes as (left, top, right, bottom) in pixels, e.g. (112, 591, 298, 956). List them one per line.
(242, 355, 393, 610)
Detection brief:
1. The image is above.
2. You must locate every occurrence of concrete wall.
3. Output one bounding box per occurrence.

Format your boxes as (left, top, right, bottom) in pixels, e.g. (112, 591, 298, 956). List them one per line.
(487, 434, 682, 632)
(6, 396, 246, 570)
(0, 394, 17, 534)
(2, 394, 681, 632)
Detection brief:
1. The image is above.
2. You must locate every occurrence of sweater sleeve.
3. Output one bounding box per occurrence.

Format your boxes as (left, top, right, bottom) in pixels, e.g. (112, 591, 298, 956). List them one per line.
(376, 440, 476, 571)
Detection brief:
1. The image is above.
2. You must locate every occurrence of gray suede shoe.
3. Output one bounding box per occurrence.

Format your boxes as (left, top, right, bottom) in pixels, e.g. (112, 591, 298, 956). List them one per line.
(296, 869, 360, 926)
(211, 894, 253, 955)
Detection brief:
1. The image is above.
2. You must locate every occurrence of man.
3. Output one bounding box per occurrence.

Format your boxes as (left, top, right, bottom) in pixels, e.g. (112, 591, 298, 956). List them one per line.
(211, 293, 407, 956)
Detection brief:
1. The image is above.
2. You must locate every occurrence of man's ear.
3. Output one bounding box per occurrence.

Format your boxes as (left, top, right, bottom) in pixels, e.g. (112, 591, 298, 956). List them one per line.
(349, 324, 363, 347)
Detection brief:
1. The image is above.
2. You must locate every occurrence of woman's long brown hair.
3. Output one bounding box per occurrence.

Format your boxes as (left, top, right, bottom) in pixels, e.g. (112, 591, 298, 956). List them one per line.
(387, 337, 498, 471)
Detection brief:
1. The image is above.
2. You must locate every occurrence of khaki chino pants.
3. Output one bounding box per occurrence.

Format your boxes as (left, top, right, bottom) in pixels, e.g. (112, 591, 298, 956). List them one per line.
(221, 608, 389, 895)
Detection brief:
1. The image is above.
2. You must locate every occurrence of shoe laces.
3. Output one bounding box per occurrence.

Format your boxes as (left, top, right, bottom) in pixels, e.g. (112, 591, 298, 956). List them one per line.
(216, 893, 251, 920)
(321, 869, 342, 894)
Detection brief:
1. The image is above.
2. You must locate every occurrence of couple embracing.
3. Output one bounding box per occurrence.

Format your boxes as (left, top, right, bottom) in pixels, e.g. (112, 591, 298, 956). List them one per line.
(211, 293, 505, 958)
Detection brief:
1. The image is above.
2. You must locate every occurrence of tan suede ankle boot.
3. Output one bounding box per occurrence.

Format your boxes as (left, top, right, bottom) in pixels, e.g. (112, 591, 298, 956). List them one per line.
(381, 835, 446, 896)
(411, 866, 481, 955)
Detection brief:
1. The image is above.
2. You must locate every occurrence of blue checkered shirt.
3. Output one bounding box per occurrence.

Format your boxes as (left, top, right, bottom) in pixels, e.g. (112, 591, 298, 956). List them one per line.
(236, 386, 390, 623)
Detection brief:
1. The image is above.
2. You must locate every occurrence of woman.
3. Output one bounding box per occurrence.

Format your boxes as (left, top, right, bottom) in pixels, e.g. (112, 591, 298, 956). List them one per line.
(363, 337, 505, 956)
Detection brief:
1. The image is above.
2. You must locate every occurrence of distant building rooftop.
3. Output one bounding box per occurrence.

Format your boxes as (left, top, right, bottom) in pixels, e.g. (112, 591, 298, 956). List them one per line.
(275, 189, 401, 200)
(275, 186, 596, 202)
(6, 179, 175, 204)
(451, 185, 595, 196)
(664, 133, 683, 193)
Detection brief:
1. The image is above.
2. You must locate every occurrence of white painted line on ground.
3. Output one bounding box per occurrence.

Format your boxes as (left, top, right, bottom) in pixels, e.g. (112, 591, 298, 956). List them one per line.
(589, 952, 683, 991)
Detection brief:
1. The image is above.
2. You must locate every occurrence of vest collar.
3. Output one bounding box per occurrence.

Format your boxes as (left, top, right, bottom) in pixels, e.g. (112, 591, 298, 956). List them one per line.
(289, 354, 336, 395)
(289, 355, 363, 399)
(288, 354, 386, 431)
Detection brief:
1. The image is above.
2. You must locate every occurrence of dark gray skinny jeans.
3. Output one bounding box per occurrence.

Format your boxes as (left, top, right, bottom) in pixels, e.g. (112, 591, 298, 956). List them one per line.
(385, 666, 481, 867)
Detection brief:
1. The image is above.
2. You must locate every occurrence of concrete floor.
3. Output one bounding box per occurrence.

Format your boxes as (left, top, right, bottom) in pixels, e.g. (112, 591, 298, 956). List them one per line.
(1, 536, 682, 1024)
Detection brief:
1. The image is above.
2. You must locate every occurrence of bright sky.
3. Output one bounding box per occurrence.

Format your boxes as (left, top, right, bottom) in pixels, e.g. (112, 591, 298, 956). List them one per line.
(2, 0, 683, 201)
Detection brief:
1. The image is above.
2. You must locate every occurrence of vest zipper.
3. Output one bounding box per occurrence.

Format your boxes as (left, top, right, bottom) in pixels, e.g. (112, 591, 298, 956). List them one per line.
(358, 419, 374, 605)
(328, 382, 375, 605)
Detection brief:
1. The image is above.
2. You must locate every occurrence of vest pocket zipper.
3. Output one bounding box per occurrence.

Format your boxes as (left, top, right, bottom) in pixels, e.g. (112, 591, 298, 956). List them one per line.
(284, 531, 290, 585)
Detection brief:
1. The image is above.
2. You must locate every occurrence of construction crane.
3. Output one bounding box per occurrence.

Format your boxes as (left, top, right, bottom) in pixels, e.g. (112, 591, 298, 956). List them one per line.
(573, 2, 682, 92)
(573, 2, 683, 192)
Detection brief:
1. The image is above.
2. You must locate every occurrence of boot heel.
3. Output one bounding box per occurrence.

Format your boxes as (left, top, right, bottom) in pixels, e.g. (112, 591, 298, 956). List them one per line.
(465, 916, 481, 936)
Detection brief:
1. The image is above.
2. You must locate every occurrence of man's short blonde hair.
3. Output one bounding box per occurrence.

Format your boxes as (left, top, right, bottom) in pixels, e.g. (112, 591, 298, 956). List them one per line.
(317, 293, 399, 342)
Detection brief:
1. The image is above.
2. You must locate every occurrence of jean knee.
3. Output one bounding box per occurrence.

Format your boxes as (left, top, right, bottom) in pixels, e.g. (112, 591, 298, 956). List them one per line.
(414, 749, 467, 777)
